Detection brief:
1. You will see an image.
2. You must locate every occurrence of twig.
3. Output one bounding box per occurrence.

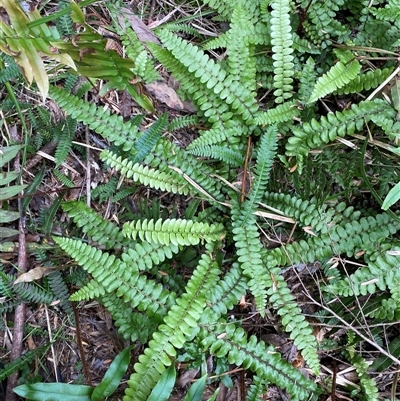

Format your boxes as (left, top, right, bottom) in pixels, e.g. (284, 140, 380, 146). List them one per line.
(6, 154, 28, 401)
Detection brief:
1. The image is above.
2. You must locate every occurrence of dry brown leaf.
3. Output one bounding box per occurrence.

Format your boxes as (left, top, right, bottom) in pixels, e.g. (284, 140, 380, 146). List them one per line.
(117, 9, 160, 44)
(14, 266, 57, 284)
(145, 82, 185, 110)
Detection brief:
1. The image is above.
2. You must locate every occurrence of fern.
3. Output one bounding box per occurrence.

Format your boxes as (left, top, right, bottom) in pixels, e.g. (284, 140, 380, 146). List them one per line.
(334, 67, 395, 95)
(124, 244, 220, 401)
(188, 145, 244, 166)
(200, 322, 318, 400)
(122, 218, 226, 246)
(308, 50, 361, 103)
(55, 237, 177, 317)
(61, 201, 131, 250)
(47, 271, 74, 318)
(286, 99, 392, 168)
(130, 113, 168, 163)
(255, 100, 300, 125)
(270, 0, 295, 103)
(149, 29, 258, 124)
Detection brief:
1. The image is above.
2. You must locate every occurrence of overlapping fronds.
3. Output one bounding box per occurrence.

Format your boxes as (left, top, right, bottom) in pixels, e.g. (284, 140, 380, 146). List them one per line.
(286, 99, 392, 168)
(201, 323, 318, 400)
(124, 245, 220, 401)
(55, 238, 177, 317)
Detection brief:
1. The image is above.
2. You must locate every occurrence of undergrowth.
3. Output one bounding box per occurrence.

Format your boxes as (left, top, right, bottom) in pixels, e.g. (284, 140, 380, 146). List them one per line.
(1, 0, 400, 400)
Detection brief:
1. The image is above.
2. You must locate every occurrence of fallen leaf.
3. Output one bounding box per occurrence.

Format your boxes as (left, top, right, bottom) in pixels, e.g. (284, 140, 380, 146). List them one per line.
(14, 266, 58, 283)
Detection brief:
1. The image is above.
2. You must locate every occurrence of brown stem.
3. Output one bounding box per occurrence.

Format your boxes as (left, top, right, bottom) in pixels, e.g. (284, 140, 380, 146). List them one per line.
(72, 303, 92, 387)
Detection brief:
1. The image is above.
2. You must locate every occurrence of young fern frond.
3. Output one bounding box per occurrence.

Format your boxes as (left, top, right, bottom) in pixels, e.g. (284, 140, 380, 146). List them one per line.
(122, 218, 226, 246)
(270, 0, 294, 103)
(308, 50, 361, 103)
(124, 244, 221, 401)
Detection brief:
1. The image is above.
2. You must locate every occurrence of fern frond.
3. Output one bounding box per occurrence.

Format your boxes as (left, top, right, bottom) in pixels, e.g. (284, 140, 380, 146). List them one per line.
(47, 271, 74, 317)
(167, 115, 199, 131)
(208, 263, 248, 317)
(308, 50, 361, 103)
(334, 67, 394, 95)
(149, 29, 258, 123)
(187, 119, 249, 149)
(62, 201, 130, 250)
(54, 116, 76, 167)
(100, 150, 190, 195)
(100, 293, 160, 343)
(188, 145, 244, 166)
(0, 344, 51, 382)
(131, 113, 168, 163)
(255, 101, 300, 125)
(55, 238, 177, 316)
(270, 0, 294, 103)
(49, 86, 141, 152)
(248, 126, 278, 206)
(0, 53, 22, 83)
(122, 218, 226, 246)
(124, 245, 220, 401)
(286, 99, 392, 165)
(325, 247, 400, 297)
(14, 282, 55, 304)
(201, 323, 318, 400)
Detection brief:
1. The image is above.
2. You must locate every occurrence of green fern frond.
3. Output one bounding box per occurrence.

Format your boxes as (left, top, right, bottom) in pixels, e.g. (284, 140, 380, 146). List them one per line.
(54, 116, 76, 167)
(52, 169, 74, 188)
(224, 6, 257, 93)
(48, 271, 74, 317)
(49, 86, 141, 152)
(62, 201, 130, 250)
(149, 29, 258, 123)
(186, 120, 249, 149)
(270, 0, 295, 103)
(207, 263, 248, 317)
(148, 138, 225, 202)
(188, 145, 244, 166)
(248, 126, 278, 206)
(167, 115, 199, 131)
(55, 238, 176, 316)
(122, 218, 226, 246)
(14, 282, 55, 304)
(286, 99, 392, 166)
(334, 67, 394, 95)
(131, 113, 168, 163)
(255, 101, 300, 125)
(124, 245, 220, 401)
(101, 293, 160, 343)
(308, 50, 361, 103)
(325, 247, 400, 297)
(100, 150, 191, 195)
(0, 53, 22, 83)
(0, 344, 51, 382)
(201, 323, 318, 400)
